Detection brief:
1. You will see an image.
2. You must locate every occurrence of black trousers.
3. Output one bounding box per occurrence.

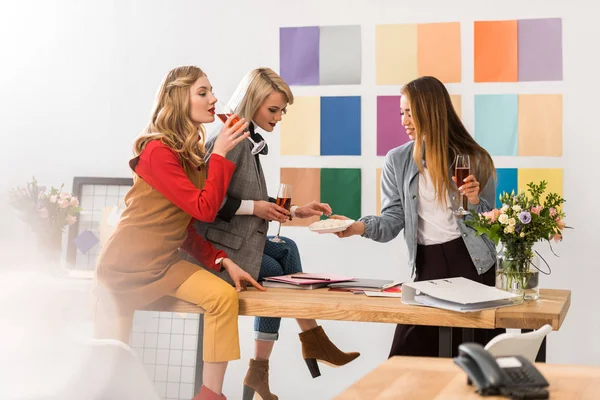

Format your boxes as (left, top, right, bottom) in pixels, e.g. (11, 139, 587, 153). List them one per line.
(389, 237, 505, 358)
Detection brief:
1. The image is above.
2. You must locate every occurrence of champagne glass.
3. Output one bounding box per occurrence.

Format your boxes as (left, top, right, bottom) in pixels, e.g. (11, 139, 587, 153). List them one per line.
(269, 183, 292, 243)
(454, 154, 471, 216)
(215, 101, 265, 155)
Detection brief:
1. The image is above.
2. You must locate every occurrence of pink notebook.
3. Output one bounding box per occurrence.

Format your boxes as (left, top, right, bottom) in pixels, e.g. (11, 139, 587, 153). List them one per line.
(263, 273, 354, 285)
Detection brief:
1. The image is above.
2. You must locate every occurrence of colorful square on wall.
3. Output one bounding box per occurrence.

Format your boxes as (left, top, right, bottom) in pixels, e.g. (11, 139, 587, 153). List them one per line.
(319, 25, 362, 85)
(321, 96, 361, 156)
(280, 27, 320, 85)
(475, 94, 518, 156)
(496, 168, 518, 208)
(376, 96, 410, 156)
(518, 94, 563, 157)
(518, 169, 563, 203)
(474, 20, 518, 82)
(417, 22, 462, 83)
(320, 168, 361, 220)
(280, 168, 321, 227)
(375, 24, 418, 85)
(280, 96, 320, 156)
(518, 18, 563, 81)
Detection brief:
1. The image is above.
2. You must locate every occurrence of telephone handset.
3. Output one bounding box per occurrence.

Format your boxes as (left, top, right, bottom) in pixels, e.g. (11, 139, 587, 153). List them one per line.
(454, 343, 549, 398)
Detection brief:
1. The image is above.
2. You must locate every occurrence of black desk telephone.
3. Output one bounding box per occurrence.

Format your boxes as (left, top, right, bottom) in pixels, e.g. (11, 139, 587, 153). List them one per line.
(454, 343, 550, 399)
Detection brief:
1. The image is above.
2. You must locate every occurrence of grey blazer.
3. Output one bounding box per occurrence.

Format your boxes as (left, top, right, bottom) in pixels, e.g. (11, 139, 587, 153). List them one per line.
(194, 130, 270, 283)
(360, 141, 497, 277)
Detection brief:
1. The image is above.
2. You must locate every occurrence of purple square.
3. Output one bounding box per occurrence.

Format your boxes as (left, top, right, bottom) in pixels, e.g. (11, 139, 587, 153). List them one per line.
(377, 96, 411, 156)
(518, 18, 563, 81)
(74, 230, 99, 254)
(280, 27, 320, 85)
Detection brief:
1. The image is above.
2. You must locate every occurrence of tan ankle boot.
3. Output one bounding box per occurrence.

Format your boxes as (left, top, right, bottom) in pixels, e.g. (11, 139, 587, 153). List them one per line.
(299, 325, 360, 378)
(242, 359, 278, 400)
(192, 385, 226, 400)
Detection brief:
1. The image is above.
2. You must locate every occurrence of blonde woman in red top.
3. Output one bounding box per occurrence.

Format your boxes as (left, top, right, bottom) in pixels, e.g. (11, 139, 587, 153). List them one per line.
(95, 66, 263, 400)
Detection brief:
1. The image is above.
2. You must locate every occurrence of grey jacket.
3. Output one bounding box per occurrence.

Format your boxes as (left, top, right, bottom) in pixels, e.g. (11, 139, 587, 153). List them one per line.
(360, 141, 497, 277)
(194, 135, 269, 283)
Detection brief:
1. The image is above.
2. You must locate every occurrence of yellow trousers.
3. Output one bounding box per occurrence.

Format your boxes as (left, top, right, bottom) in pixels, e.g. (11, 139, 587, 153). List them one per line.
(95, 267, 240, 362)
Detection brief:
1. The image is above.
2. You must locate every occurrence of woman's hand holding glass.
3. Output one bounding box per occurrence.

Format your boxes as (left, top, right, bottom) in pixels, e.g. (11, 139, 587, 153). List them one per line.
(329, 215, 365, 238)
(452, 174, 481, 206)
(212, 114, 249, 158)
(253, 200, 289, 223)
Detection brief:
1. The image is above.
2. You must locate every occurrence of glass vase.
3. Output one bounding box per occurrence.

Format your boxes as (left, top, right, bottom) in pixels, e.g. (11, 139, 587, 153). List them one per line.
(496, 242, 540, 301)
(37, 233, 65, 275)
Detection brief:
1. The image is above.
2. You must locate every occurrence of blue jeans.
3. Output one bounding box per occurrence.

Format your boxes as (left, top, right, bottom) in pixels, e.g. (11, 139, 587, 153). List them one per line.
(254, 236, 302, 341)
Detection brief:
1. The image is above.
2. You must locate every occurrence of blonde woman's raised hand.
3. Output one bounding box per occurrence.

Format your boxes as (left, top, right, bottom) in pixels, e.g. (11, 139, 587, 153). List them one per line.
(213, 114, 249, 157)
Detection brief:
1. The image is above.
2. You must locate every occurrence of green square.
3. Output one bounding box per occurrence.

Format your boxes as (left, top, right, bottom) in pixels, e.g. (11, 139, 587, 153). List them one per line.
(320, 168, 361, 220)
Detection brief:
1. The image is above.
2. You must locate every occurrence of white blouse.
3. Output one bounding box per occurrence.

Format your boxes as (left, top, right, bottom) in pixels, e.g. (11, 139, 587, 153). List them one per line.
(417, 168, 461, 245)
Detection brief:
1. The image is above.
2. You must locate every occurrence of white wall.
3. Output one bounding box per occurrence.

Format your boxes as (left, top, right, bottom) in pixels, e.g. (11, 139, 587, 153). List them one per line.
(1, 0, 599, 398)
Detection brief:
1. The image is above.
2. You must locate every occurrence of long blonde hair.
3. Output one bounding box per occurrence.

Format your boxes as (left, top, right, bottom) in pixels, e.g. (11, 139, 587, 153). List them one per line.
(229, 67, 294, 120)
(402, 76, 495, 205)
(134, 66, 207, 170)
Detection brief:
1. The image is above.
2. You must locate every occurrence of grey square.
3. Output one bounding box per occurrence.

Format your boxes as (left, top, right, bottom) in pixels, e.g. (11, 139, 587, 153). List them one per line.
(319, 25, 362, 85)
(156, 349, 170, 365)
(182, 350, 196, 367)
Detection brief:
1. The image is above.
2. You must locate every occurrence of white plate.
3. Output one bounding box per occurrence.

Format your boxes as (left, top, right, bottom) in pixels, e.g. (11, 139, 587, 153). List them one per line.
(308, 219, 355, 234)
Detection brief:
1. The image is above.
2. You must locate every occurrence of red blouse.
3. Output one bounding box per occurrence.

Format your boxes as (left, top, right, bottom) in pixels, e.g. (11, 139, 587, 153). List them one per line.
(135, 140, 235, 271)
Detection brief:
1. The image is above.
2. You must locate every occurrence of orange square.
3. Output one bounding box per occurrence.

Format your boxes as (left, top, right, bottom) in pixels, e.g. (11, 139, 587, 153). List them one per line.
(280, 168, 321, 227)
(417, 22, 462, 83)
(474, 20, 518, 82)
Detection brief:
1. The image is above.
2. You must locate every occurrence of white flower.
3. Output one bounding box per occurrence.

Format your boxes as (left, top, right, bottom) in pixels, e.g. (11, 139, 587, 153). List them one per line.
(520, 232, 525, 238)
(508, 218, 516, 226)
(498, 214, 509, 225)
(504, 225, 515, 234)
(49, 195, 58, 203)
(501, 204, 509, 212)
(512, 205, 521, 212)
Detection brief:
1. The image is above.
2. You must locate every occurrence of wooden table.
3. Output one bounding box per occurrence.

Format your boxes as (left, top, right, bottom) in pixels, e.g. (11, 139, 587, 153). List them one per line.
(143, 288, 570, 393)
(334, 356, 600, 399)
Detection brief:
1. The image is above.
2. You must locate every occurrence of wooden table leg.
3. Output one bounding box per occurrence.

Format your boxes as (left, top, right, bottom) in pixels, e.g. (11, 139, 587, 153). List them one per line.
(194, 314, 205, 394)
(439, 327, 452, 358)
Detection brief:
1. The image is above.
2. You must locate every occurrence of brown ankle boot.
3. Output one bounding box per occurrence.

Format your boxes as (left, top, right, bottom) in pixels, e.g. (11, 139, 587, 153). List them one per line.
(299, 325, 360, 378)
(242, 359, 278, 400)
(192, 385, 226, 400)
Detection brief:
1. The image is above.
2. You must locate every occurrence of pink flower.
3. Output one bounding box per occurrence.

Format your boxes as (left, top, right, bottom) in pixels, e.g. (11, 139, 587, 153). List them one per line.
(66, 215, 77, 225)
(482, 209, 499, 222)
(552, 232, 562, 242)
(549, 207, 557, 217)
(39, 207, 49, 218)
(60, 192, 70, 200)
(60, 199, 70, 209)
(556, 216, 566, 230)
(49, 195, 58, 203)
(69, 197, 79, 207)
(531, 205, 542, 215)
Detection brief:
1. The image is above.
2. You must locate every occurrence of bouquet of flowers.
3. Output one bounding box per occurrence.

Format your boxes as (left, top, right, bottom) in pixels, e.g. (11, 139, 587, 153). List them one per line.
(9, 177, 82, 256)
(465, 181, 569, 299)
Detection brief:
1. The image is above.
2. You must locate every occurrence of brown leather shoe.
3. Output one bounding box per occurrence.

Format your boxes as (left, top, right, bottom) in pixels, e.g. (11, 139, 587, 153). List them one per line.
(299, 325, 360, 378)
(192, 385, 226, 400)
(242, 359, 278, 400)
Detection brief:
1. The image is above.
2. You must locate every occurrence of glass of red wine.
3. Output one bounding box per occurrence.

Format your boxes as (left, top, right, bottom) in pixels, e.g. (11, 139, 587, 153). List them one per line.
(269, 183, 292, 243)
(454, 154, 471, 216)
(215, 101, 265, 155)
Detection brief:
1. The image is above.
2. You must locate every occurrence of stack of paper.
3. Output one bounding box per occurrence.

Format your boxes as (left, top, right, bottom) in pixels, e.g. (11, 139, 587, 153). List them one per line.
(401, 277, 522, 312)
(262, 273, 354, 290)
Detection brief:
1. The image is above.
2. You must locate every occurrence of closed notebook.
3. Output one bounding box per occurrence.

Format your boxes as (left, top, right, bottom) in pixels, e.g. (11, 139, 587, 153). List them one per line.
(263, 273, 354, 286)
(262, 281, 329, 290)
(327, 278, 400, 292)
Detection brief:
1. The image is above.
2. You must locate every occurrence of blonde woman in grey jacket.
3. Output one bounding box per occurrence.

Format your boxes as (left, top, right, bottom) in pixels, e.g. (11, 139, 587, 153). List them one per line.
(333, 76, 504, 358)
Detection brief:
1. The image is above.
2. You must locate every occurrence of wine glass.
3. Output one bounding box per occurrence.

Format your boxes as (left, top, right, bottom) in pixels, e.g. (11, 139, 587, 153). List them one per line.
(269, 183, 292, 243)
(454, 154, 471, 216)
(215, 101, 265, 155)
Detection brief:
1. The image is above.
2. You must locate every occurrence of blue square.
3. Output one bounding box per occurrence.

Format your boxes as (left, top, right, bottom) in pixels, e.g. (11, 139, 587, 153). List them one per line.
(320, 96, 361, 155)
(475, 95, 518, 156)
(496, 168, 518, 208)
